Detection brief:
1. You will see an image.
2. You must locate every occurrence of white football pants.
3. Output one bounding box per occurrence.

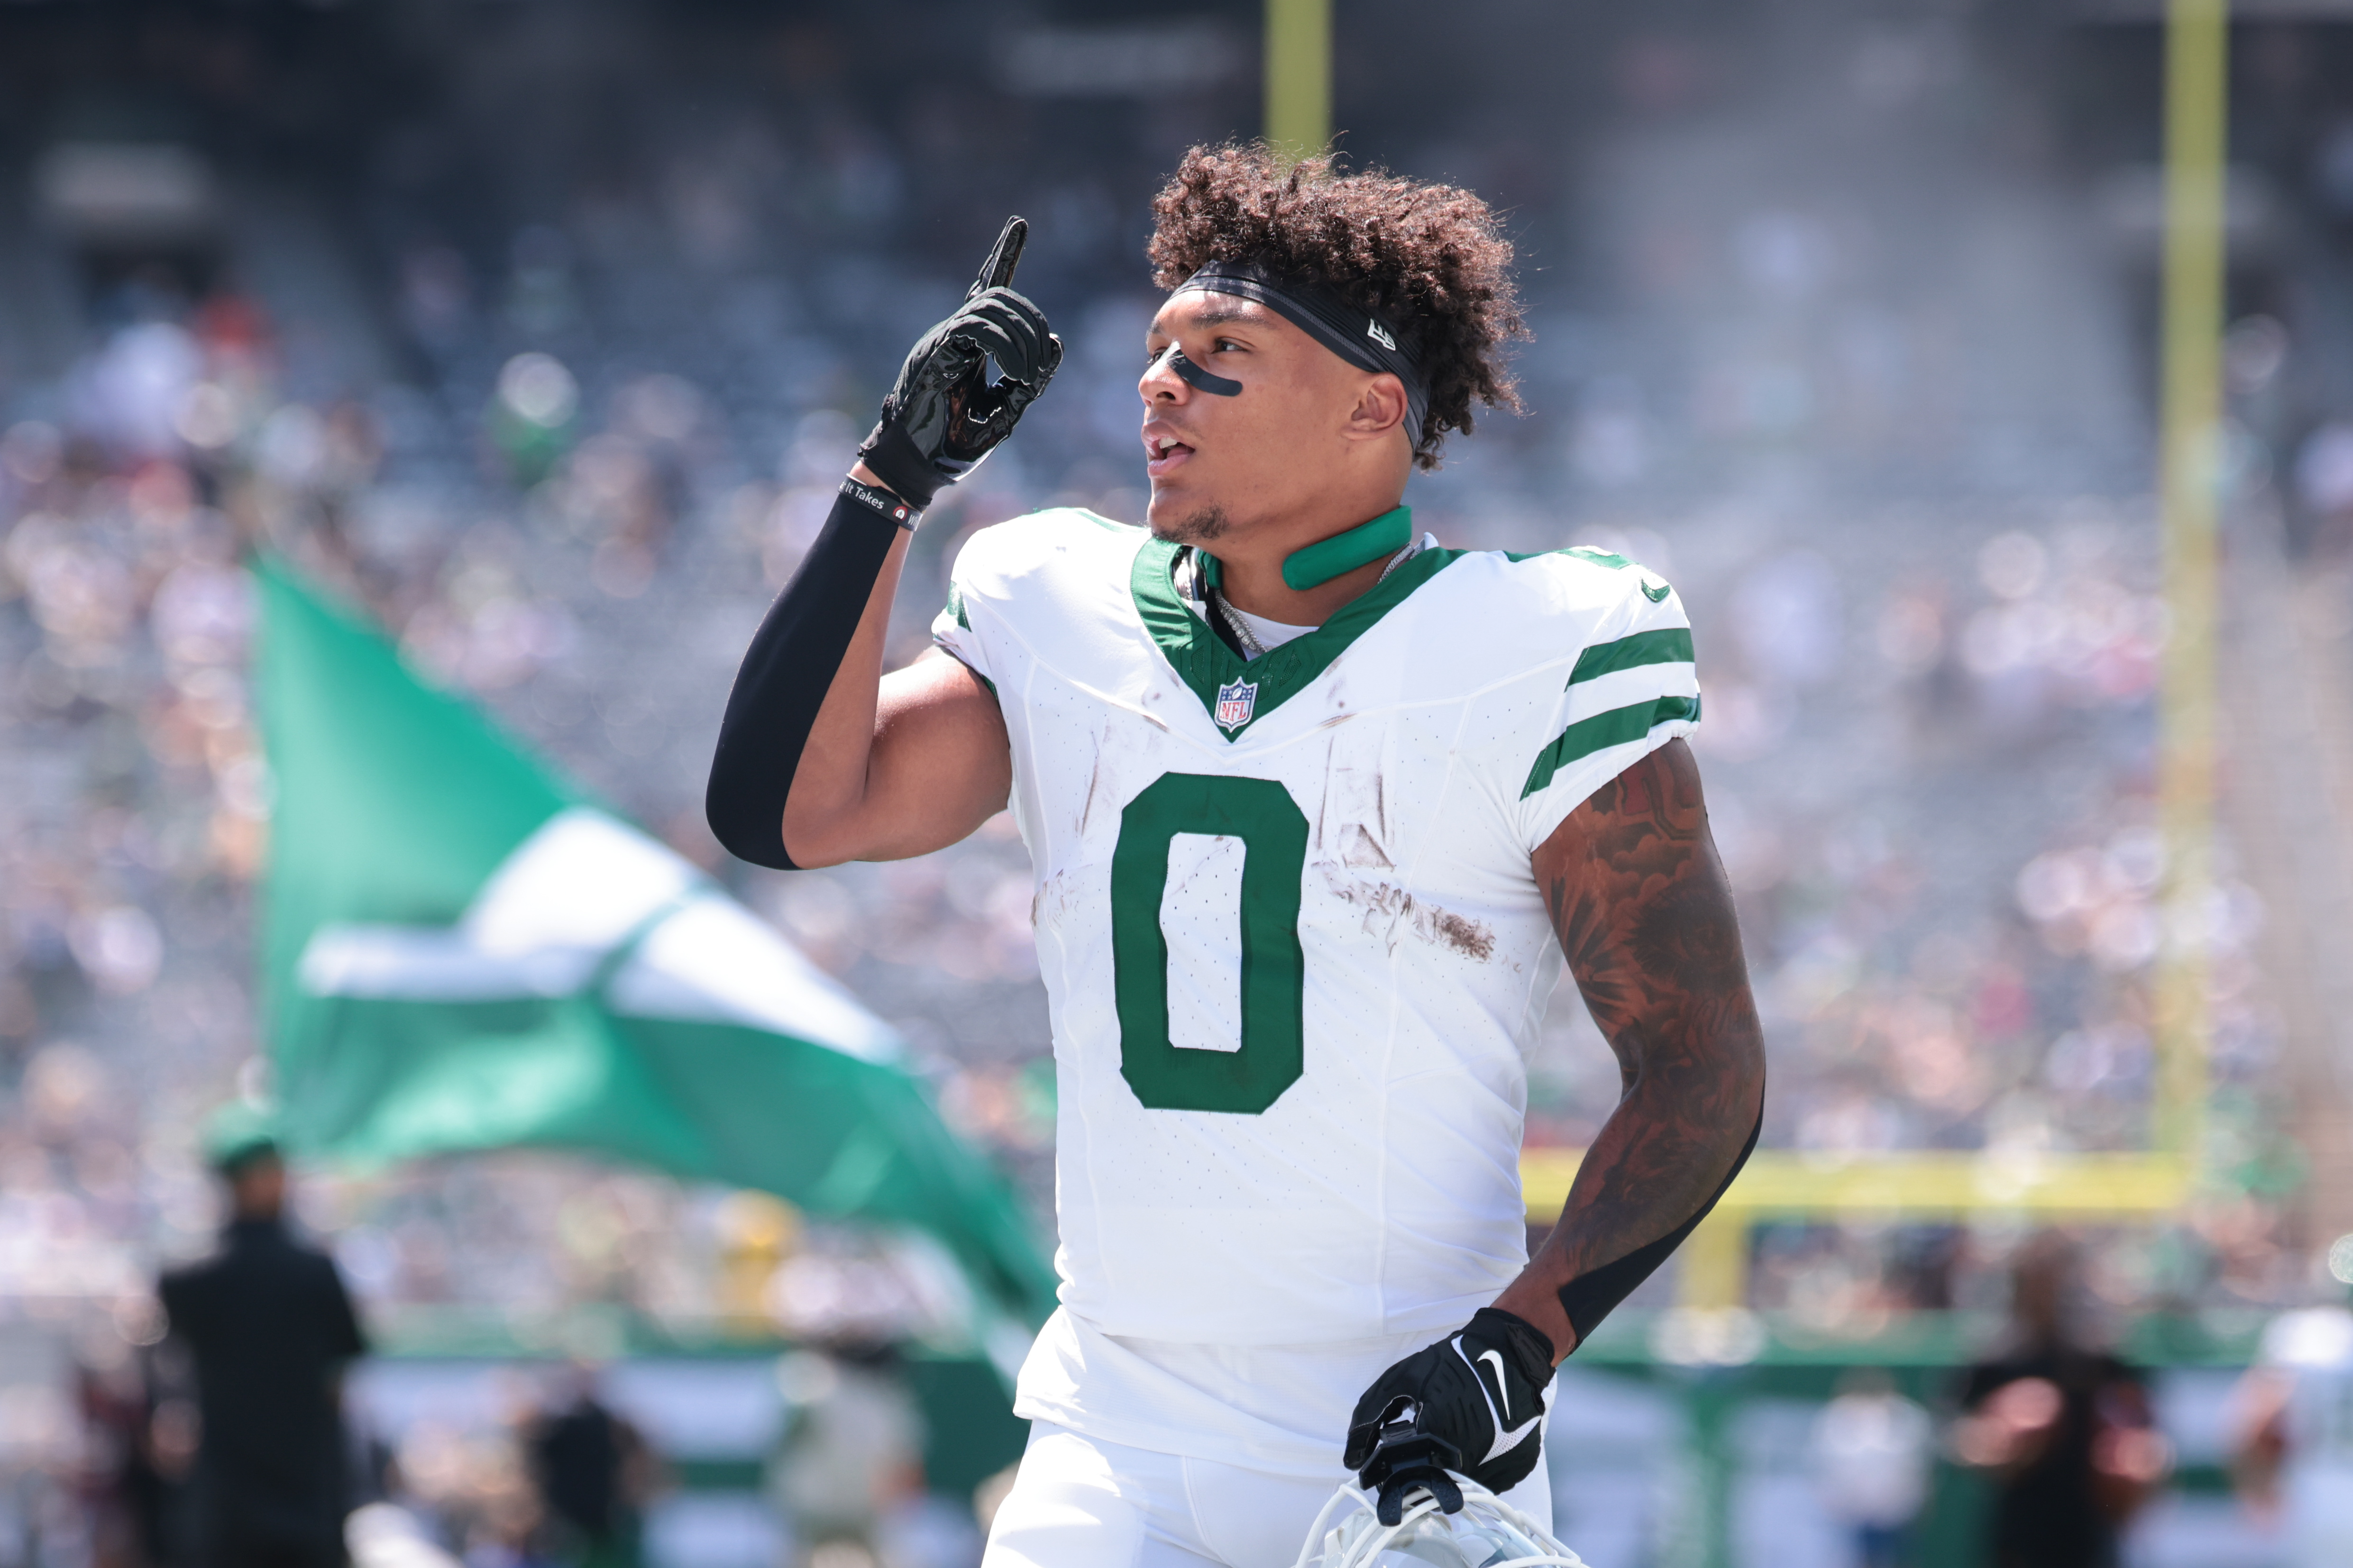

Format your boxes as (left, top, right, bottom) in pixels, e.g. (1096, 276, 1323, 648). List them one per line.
(981, 1421, 1553, 1568)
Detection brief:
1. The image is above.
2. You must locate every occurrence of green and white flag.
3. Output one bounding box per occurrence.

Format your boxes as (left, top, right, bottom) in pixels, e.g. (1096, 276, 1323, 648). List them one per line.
(255, 559, 1055, 1325)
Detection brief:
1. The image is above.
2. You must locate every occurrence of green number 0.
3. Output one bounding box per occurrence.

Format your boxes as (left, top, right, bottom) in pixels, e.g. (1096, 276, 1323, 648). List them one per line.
(1110, 773, 1308, 1114)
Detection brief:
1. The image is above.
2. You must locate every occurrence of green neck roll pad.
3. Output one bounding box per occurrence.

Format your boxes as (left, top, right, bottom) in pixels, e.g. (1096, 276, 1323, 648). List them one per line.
(1280, 505, 1413, 592)
(1196, 506, 1415, 596)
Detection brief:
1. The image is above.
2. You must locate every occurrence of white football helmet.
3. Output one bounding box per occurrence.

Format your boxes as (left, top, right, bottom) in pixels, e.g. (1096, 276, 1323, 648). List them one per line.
(1289, 1477, 1588, 1568)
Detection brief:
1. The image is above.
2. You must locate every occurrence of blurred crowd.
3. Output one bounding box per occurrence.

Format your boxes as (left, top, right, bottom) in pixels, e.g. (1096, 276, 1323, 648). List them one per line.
(1, 236, 2315, 1342)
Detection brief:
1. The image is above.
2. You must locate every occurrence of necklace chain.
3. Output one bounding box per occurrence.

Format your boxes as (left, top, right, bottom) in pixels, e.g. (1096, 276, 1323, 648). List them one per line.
(1214, 591, 1270, 657)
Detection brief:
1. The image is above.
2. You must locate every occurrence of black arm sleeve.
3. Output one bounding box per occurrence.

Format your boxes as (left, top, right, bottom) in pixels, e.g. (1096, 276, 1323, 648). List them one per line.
(1556, 1106, 1761, 1348)
(705, 483, 910, 869)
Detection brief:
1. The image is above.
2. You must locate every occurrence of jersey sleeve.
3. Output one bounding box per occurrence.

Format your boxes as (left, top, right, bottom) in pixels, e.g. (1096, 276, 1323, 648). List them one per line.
(1511, 554, 1701, 855)
(929, 508, 1138, 699)
(929, 572, 995, 694)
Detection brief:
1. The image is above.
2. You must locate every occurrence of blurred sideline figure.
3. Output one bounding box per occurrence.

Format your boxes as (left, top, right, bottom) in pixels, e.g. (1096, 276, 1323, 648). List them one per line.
(1950, 1233, 2168, 1568)
(157, 1106, 369, 1568)
(524, 1365, 652, 1568)
(768, 1346, 927, 1568)
(2226, 1304, 2353, 1566)
(1808, 1369, 1932, 1568)
(344, 1501, 463, 1568)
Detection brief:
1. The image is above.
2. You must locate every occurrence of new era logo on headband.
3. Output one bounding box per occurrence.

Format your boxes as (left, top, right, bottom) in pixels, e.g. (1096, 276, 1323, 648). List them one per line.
(1366, 319, 1397, 352)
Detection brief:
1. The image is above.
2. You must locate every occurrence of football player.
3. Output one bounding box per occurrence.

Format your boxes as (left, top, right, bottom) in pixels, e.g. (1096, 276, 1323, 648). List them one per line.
(706, 146, 1767, 1567)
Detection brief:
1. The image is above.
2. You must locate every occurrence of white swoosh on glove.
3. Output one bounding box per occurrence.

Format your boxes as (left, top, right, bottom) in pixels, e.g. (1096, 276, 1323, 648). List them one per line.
(1465, 1345, 1542, 1456)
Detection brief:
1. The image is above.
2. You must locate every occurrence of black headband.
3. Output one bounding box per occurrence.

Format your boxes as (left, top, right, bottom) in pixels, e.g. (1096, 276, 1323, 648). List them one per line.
(1177, 260, 1429, 447)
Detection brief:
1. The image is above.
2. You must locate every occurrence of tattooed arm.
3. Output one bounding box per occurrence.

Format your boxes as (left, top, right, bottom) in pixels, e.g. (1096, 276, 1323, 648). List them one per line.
(1491, 737, 1767, 1359)
(1339, 738, 1763, 1487)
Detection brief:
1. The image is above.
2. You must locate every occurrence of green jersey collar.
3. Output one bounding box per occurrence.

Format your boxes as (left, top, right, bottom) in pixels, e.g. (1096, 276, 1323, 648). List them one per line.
(1196, 504, 1417, 594)
(1131, 535, 1458, 741)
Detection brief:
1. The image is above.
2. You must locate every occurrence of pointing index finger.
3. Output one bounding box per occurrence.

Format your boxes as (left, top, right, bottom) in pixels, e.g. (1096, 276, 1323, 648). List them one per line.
(966, 216, 1028, 300)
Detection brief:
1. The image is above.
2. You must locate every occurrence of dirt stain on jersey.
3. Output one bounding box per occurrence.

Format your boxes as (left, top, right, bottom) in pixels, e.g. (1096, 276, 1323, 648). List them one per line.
(1337, 823, 1392, 869)
(1034, 866, 1080, 929)
(1318, 868, 1496, 961)
(1076, 737, 1106, 836)
(1318, 747, 1392, 867)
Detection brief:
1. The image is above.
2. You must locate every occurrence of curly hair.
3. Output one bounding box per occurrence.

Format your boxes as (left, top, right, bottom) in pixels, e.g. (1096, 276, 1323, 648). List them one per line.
(1146, 143, 1526, 471)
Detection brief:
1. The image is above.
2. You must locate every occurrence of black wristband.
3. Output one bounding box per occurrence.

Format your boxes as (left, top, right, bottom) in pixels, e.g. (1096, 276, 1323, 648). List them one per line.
(840, 475, 919, 529)
(856, 419, 943, 509)
(1555, 1107, 1762, 1348)
(704, 486, 904, 869)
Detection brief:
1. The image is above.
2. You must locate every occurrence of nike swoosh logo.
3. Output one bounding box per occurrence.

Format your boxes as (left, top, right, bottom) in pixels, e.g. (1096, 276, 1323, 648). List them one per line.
(1641, 578, 1671, 602)
(1477, 1349, 1515, 1425)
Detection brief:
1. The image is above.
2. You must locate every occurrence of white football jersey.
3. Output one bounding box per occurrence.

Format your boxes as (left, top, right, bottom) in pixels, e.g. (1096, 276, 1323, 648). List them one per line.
(932, 509, 1699, 1348)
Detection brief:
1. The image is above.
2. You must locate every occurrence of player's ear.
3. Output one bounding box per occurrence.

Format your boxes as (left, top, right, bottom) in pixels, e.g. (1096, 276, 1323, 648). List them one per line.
(1343, 373, 1410, 443)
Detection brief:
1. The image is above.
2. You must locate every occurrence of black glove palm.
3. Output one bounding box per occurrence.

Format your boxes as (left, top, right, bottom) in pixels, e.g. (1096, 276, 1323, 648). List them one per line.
(1344, 1306, 1556, 1508)
(859, 217, 1062, 508)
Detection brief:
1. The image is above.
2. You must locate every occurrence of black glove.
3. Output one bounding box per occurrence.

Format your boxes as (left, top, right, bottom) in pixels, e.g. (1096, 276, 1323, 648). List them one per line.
(1345, 1306, 1556, 1511)
(858, 216, 1062, 508)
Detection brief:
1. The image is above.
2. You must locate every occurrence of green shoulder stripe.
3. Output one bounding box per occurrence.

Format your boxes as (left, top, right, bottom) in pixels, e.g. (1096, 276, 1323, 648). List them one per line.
(1501, 545, 1629, 567)
(944, 582, 971, 631)
(1567, 627, 1693, 687)
(1522, 694, 1701, 800)
(1563, 545, 1631, 569)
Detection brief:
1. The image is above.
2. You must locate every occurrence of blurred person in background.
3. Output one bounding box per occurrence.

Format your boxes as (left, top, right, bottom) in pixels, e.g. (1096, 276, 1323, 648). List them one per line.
(523, 1365, 651, 1568)
(2225, 1304, 2353, 1566)
(1808, 1369, 1932, 1568)
(79, 1347, 176, 1568)
(1950, 1233, 2168, 1568)
(768, 1346, 926, 1568)
(158, 1107, 369, 1568)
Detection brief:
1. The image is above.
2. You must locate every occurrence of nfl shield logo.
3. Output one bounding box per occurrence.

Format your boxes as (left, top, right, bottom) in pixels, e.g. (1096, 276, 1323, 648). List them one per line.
(1214, 678, 1258, 730)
